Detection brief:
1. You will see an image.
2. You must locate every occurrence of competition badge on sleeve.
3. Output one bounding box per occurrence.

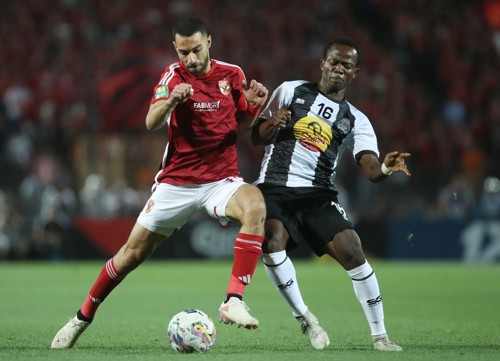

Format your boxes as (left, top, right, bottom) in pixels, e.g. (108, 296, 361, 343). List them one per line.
(155, 85, 169, 99)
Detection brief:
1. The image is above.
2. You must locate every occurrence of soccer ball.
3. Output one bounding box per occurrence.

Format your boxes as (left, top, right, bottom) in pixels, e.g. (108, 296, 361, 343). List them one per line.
(167, 308, 216, 353)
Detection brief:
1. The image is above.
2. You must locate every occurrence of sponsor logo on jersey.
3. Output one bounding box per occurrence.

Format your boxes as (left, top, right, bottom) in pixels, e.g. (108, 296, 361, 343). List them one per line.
(219, 79, 231, 96)
(295, 98, 305, 104)
(193, 100, 221, 112)
(294, 116, 332, 152)
(155, 85, 169, 99)
(367, 295, 382, 307)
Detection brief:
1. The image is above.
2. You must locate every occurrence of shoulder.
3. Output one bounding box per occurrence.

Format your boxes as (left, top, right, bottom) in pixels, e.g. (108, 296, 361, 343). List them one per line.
(162, 62, 182, 74)
(273, 80, 310, 97)
(346, 100, 370, 122)
(158, 62, 182, 85)
(212, 59, 244, 75)
(278, 80, 309, 90)
(211, 59, 246, 86)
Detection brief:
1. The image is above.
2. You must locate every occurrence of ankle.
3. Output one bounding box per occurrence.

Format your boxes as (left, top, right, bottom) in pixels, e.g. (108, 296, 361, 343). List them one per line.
(224, 293, 242, 303)
(77, 309, 93, 323)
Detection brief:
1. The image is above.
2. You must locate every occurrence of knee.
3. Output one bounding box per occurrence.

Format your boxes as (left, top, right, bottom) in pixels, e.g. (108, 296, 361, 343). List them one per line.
(263, 228, 287, 253)
(241, 197, 266, 225)
(263, 237, 286, 253)
(341, 246, 366, 270)
(326, 230, 366, 270)
(345, 252, 366, 270)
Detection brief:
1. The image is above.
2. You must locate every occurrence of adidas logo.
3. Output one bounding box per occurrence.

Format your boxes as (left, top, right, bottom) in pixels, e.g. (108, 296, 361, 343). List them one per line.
(295, 98, 305, 104)
(238, 274, 252, 284)
(90, 295, 102, 304)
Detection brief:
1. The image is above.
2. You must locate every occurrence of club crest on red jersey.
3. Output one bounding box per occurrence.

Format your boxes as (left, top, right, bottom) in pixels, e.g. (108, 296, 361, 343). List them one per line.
(219, 79, 231, 96)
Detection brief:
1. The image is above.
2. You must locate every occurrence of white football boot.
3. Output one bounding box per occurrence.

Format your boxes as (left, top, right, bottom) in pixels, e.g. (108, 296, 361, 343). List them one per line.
(51, 316, 90, 349)
(372, 333, 403, 351)
(218, 297, 259, 329)
(296, 310, 330, 350)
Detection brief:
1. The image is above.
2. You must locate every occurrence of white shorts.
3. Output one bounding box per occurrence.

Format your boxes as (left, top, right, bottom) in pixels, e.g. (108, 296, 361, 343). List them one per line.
(137, 176, 246, 236)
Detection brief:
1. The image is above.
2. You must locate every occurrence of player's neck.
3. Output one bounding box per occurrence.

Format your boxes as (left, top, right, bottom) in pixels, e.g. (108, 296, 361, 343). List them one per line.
(203, 59, 212, 74)
(317, 82, 345, 102)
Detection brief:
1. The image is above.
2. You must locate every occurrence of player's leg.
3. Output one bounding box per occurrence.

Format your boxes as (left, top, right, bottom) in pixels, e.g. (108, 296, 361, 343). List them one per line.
(52, 183, 194, 349)
(207, 180, 265, 329)
(83, 223, 167, 318)
(324, 229, 402, 351)
(262, 219, 308, 316)
(51, 223, 167, 349)
(262, 219, 330, 350)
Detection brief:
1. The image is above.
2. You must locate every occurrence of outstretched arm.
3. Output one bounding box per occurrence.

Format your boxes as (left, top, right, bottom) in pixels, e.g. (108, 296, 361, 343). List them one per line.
(359, 151, 411, 182)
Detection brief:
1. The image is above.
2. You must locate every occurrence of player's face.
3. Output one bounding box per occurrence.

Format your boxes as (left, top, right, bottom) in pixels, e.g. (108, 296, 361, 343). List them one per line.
(319, 44, 359, 93)
(173, 32, 211, 75)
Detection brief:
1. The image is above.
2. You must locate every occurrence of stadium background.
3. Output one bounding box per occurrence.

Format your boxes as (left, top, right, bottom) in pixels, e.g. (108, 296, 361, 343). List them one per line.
(0, 0, 499, 262)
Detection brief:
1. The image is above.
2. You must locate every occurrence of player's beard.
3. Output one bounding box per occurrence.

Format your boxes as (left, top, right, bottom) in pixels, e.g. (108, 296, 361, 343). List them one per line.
(186, 56, 210, 75)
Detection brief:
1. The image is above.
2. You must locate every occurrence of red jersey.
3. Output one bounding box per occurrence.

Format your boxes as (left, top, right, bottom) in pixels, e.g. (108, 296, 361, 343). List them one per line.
(150, 59, 250, 185)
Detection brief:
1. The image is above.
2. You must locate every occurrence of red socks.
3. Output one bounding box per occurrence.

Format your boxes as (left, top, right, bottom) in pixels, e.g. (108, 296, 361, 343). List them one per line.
(79, 233, 263, 318)
(226, 233, 263, 297)
(80, 258, 125, 319)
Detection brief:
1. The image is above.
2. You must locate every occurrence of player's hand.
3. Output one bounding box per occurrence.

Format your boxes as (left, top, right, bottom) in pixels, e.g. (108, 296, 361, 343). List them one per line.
(243, 79, 268, 108)
(383, 151, 411, 176)
(171, 83, 194, 104)
(270, 108, 291, 128)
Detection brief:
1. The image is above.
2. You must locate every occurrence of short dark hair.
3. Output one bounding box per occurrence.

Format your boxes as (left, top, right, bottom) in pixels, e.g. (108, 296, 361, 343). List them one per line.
(172, 16, 209, 38)
(323, 37, 361, 66)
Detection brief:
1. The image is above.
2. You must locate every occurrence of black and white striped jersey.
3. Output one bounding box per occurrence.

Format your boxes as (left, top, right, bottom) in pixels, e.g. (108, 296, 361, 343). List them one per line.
(255, 80, 379, 189)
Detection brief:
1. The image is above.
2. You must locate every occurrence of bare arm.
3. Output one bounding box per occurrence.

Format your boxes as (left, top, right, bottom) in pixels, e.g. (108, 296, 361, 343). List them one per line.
(251, 108, 291, 145)
(237, 79, 268, 135)
(145, 83, 194, 130)
(359, 151, 411, 182)
(145, 99, 175, 131)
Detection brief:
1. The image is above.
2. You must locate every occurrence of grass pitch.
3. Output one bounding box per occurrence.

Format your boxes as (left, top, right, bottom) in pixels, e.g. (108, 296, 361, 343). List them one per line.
(0, 260, 499, 361)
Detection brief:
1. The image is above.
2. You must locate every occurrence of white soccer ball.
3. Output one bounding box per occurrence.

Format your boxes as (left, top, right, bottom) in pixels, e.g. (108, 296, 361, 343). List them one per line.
(167, 308, 216, 353)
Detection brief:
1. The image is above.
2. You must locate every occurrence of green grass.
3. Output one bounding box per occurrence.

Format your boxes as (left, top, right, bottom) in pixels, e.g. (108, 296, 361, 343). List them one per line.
(1, 260, 499, 360)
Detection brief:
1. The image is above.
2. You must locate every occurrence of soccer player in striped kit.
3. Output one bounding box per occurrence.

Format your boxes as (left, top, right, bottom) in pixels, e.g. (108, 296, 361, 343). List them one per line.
(252, 37, 410, 351)
(52, 17, 268, 349)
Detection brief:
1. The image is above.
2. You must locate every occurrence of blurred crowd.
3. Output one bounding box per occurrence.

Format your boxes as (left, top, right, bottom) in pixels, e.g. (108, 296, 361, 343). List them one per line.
(1, 0, 499, 259)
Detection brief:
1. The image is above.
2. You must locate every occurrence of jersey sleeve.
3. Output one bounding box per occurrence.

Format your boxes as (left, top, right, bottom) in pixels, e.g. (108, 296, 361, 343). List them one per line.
(233, 66, 250, 111)
(150, 63, 181, 105)
(261, 81, 295, 117)
(351, 111, 380, 162)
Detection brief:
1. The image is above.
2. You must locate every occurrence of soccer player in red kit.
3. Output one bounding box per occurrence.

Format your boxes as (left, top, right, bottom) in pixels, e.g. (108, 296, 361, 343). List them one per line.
(51, 16, 269, 349)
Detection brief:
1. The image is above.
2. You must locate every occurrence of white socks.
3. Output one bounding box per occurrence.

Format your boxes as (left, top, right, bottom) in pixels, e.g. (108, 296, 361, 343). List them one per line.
(264, 252, 387, 336)
(347, 261, 386, 336)
(262, 251, 308, 317)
